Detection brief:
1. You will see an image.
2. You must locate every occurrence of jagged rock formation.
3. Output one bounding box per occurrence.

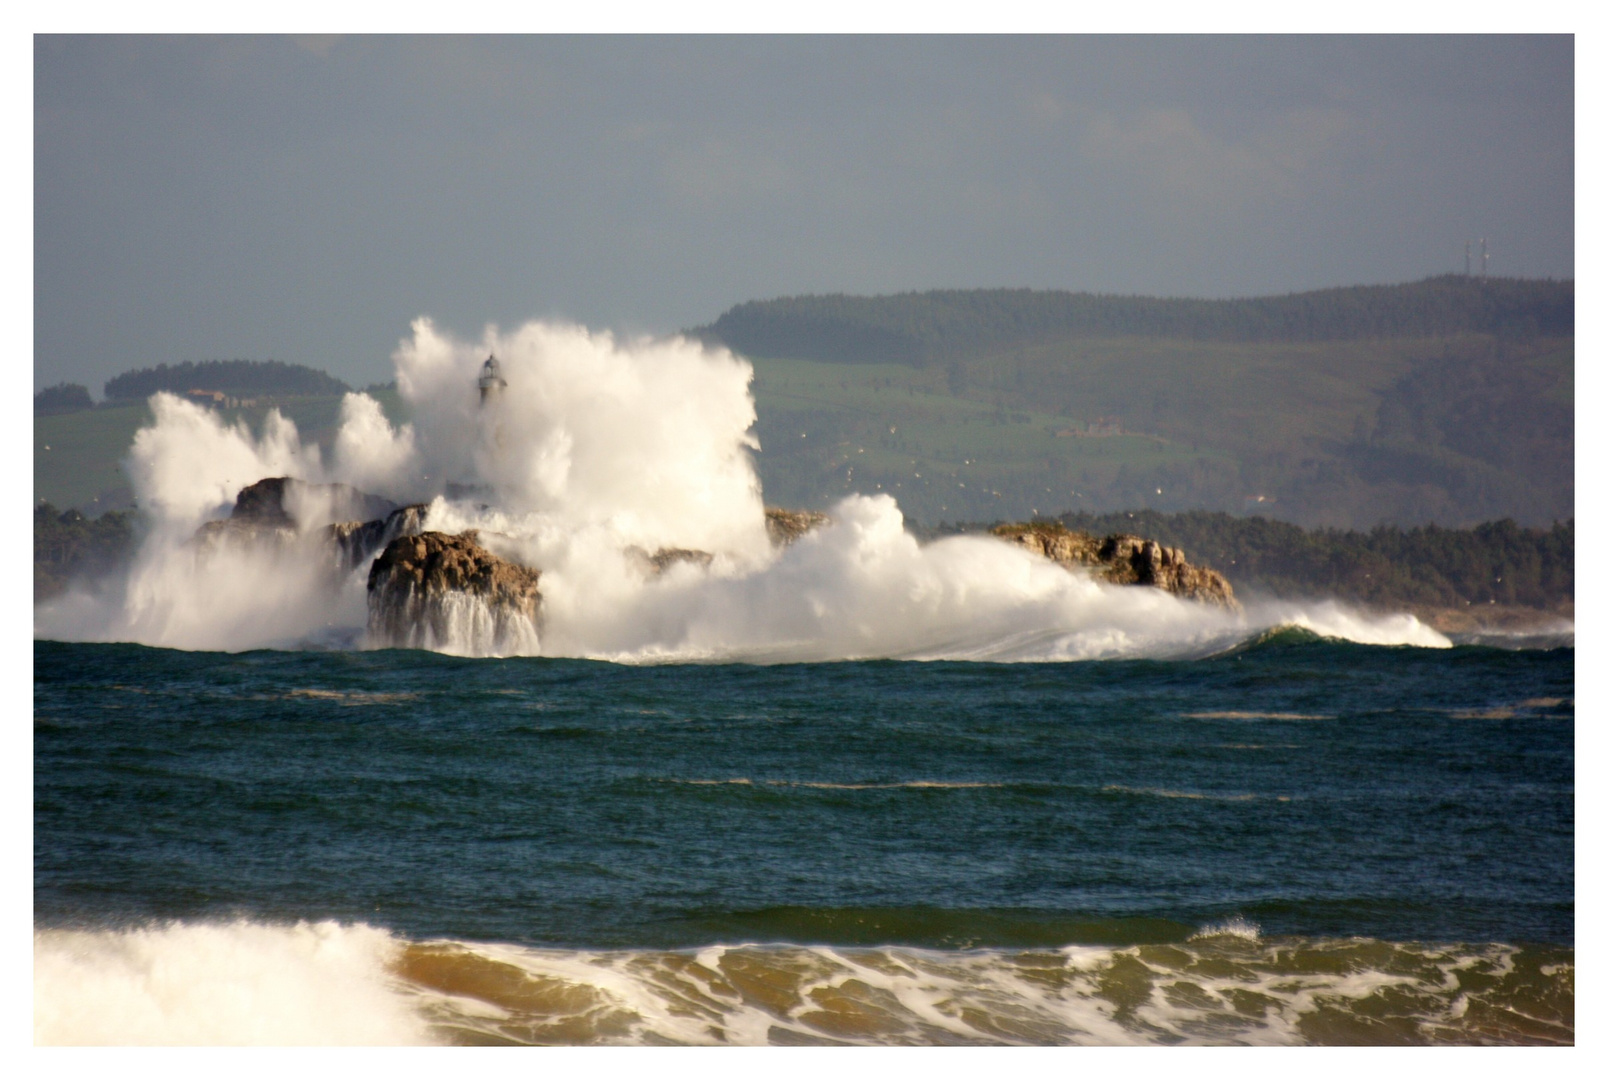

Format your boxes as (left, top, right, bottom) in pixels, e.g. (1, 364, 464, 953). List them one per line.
(327, 504, 429, 573)
(765, 508, 829, 547)
(366, 531, 542, 654)
(993, 522, 1241, 613)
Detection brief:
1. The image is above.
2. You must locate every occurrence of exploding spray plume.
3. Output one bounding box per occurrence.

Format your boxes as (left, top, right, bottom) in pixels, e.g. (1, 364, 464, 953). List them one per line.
(35, 317, 1452, 658)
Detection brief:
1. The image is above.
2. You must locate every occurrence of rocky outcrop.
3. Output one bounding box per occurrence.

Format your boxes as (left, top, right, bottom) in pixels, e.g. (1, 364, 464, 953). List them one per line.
(190, 478, 426, 576)
(993, 522, 1241, 613)
(1097, 533, 1241, 611)
(366, 531, 542, 654)
(228, 477, 300, 526)
(326, 504, 430, 573)
(229, 477, 397, 529)
(765, 508, 829, 547)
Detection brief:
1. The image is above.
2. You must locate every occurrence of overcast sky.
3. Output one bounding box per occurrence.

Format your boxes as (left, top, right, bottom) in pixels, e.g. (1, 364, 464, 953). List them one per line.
(35, 34, 1573, 392)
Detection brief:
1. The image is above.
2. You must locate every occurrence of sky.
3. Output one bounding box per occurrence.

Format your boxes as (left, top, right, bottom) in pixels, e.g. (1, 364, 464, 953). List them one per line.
(34, 34, 1574, 394)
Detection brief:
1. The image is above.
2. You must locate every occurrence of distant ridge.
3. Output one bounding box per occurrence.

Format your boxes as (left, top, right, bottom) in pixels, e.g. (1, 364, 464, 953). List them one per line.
(104, 359, 351, 401)
(694, 276, 1574, 365)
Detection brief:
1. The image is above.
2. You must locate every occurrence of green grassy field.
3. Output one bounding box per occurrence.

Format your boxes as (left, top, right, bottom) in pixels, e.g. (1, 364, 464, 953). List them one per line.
(35, 402, 152, 513)
(749, 355, 1231, 522)
(747, 332, 1571, 527)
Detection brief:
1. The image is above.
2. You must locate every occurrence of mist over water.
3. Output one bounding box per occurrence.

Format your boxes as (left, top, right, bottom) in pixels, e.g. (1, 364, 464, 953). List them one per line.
(34, 318, 1453, 658)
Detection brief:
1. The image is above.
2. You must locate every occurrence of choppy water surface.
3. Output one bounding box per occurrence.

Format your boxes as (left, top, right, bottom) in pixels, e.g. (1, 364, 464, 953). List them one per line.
(34, 637, 1573, 1045)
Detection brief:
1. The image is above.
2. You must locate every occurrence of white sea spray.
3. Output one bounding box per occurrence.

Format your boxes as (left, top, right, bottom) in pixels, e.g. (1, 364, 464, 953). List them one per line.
(33, 920, 430, 1046)
(35, 318, 1455, 658)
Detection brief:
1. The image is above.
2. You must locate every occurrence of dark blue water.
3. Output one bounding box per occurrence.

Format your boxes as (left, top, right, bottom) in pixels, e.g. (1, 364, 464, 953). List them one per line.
(35, 636, 1574, 951)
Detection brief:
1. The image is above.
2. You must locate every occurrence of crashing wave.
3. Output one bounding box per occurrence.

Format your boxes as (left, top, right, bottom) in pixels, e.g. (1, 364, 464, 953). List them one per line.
(32, 318, 1461, 659)
(34, 920, 1574, 1046)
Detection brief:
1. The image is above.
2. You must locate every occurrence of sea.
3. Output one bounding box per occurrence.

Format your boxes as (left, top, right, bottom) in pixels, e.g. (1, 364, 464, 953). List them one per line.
(33, 631, 1574, 1046)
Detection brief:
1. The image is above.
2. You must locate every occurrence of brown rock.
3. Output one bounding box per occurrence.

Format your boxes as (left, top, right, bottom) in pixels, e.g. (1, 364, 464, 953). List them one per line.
(624, 546, 716, 577)
(366, 530, 542, 650)
(992, 522, 1104, 566)
(765, 508, 830, 547)
(230, 477, 298, 526)
(992, 522, 1241, 613)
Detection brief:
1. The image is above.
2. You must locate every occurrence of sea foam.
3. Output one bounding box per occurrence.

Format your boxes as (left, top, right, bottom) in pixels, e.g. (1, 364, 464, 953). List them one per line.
(33, 920, 430, 1046)
(35, 920, 1571, 1045)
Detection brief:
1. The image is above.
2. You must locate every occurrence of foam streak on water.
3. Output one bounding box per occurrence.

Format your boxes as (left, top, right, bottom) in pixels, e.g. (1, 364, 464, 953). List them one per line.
(32, 921, 1573, 1046)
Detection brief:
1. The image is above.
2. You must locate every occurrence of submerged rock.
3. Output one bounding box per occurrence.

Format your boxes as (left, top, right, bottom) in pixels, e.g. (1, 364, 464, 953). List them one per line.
(624, 546, 717, 577)
(993, 522, 1241, 613)
(625, 508, 829, 577)
(366, 531, 542, 654)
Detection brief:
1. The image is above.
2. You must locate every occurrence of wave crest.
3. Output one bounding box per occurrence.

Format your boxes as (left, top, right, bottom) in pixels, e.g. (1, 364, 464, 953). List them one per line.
(33, 920, 1574, 1046)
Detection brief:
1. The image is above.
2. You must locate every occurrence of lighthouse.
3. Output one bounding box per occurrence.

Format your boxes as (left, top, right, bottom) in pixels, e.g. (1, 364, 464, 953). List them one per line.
(478, 355, 507, 404)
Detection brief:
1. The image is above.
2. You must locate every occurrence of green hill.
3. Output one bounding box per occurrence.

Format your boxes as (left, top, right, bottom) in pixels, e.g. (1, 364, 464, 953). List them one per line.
(696, 275, 1572, 365)
(716, 277, 1571, 529)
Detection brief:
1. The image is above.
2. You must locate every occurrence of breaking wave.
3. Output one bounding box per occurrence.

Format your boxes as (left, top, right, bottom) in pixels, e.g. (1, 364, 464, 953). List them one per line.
(34, 920, 1573, 1046)
(34, 318, 1460, 660)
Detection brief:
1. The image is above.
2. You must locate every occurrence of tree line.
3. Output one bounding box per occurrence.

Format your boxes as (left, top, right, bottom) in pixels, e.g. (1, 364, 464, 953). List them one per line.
(34, 503, 137, 603)
(103, 359, 351, 401)
(35, 383, 94, 415)
(696, 275, 1573, 366)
